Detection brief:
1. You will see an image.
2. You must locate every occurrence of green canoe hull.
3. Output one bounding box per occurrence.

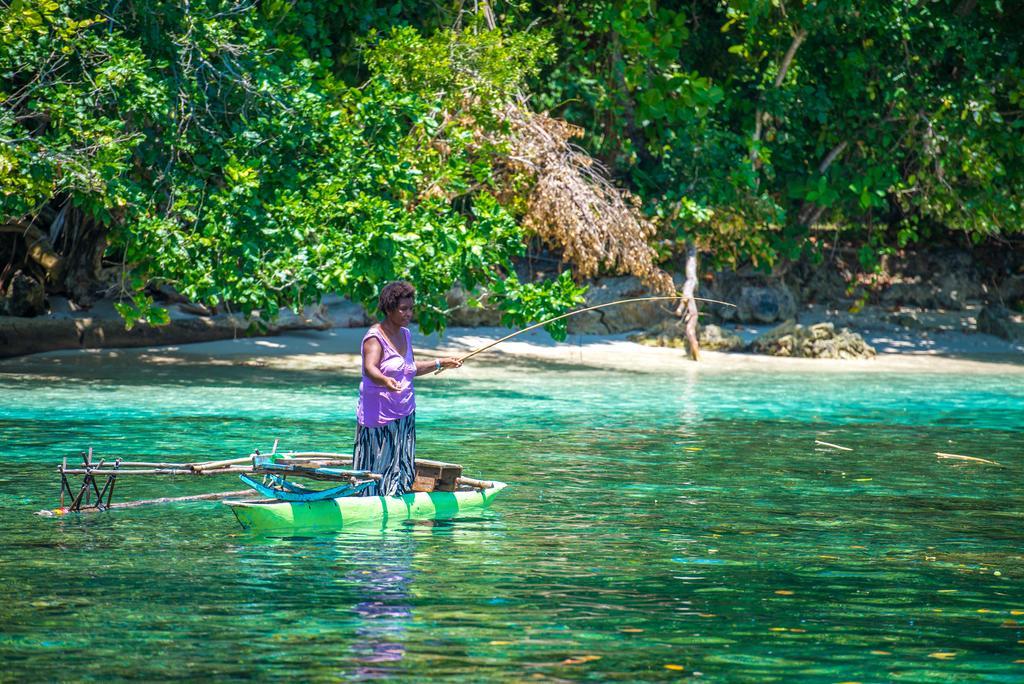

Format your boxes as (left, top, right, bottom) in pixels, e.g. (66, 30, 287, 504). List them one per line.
(225, 483, 508, 531)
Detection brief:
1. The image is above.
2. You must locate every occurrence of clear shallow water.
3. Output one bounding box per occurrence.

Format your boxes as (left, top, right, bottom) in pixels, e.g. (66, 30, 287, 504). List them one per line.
(1, 356, 1022, 681)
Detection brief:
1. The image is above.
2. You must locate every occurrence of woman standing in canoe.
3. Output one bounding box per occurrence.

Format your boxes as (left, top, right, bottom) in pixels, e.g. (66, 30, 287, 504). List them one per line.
(355, 281, 462, 496)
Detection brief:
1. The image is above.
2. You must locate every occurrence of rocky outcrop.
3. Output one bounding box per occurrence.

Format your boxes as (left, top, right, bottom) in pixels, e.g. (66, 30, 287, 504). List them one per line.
(444, 285, 504, 327)
(320, 295, 371, 328)
(735, 284, 797, 323)
(630, 320, 743, 352)
(0, 314, 246, 358)
(977, 304, 1024, 342)
(748, 321, 875, 359)
(878, 250, 984, 310)
(699, 324, 745, 351)
(1, 271, 46, 317)
(999, 274, 1024, 304)
(567, 276, 677, 334)
(787, 247, 1003, 312)
(702, 272, 797, 324)
(0, 303, 335, 359)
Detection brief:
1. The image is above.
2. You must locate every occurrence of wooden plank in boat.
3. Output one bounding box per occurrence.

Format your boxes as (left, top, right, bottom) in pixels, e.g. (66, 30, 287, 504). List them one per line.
(411, 475, 437, 493)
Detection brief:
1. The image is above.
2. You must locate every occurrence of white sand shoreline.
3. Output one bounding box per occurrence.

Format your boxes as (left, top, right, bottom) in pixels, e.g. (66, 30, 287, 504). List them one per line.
(6, 324, 1022, 377)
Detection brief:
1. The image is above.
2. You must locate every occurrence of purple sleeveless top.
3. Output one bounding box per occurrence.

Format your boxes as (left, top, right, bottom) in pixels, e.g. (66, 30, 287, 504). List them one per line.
(356, 326, 416, 428)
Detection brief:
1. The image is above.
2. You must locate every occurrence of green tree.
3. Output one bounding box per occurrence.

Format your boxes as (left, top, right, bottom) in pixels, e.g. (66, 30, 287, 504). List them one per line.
(1, 1, 585, 333)
(516, 0, 1023, 270)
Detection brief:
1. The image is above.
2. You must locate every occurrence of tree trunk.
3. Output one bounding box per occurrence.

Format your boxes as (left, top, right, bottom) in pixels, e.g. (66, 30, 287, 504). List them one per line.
(59, 211, 108, 305)
(2, 206, 108, 307)
(0, 223, 63, 281)
(675, 243, 700, 361)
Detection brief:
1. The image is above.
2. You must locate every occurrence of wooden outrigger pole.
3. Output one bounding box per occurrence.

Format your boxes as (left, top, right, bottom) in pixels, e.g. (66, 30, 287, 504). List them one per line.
(438, 294, 736, 371)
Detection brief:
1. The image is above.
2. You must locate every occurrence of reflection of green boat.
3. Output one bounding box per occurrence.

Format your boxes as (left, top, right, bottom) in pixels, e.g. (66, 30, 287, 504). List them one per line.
(225, 482, 508, 531)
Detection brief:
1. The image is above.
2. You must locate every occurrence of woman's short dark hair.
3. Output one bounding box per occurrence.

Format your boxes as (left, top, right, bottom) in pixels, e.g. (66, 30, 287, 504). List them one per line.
(378, 281, 415, 314)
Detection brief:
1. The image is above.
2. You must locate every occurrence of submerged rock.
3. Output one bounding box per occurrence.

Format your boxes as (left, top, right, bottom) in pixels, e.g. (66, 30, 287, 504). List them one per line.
(749, 321, 875, 359)
(630, 320, 743, 352)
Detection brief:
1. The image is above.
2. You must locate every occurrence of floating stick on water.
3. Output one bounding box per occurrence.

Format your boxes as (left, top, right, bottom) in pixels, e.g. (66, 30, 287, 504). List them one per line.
(935, 452, 1002, 466)
(437, 294, 736, 371)
(815, 440, 853, 451)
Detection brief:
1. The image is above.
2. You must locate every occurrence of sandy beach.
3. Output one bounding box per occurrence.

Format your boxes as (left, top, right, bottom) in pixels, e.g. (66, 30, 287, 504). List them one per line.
(6, 322, 1022, 378)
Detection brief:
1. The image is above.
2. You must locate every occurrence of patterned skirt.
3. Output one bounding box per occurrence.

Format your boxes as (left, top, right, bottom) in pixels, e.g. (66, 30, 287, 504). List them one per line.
(353, 412, 416, 496)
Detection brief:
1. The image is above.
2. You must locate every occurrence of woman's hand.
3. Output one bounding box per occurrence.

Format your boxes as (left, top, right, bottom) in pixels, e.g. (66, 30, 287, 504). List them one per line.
(382, 377, 403, 393)
(414, 356, 463, 377)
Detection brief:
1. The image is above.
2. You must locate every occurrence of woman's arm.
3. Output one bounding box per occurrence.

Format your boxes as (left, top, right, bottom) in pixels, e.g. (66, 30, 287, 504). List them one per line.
(414, 357, 462, 377)
(363, 337, 402, 392)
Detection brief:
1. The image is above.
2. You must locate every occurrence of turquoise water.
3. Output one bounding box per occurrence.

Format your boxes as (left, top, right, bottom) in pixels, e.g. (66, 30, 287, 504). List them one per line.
(1, 354, 1023, 681)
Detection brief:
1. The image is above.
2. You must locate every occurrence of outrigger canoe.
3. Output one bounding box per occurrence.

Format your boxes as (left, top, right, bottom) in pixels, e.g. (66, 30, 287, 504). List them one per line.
(225, 482, 508, 531)
(46, 446, 508, 532)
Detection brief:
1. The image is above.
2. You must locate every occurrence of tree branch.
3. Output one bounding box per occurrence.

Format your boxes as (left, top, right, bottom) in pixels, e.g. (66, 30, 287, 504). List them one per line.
(752, 28, 808, 170)
(774, 29, 807, 88)
(797, 140, 849, 226)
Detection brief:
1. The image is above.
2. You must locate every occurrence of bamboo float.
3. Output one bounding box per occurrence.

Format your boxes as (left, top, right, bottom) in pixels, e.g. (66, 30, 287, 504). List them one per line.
(80, 452, 354, 470)
(103, 461, 198, 468)
(191, 456, 257, 472)
(60, 466, 256, 476)
(456, 476, 494, 490)
(39, 490, 254, 516)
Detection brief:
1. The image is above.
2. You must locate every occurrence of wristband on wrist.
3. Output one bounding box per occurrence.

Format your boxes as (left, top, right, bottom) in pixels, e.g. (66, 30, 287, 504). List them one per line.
(434, 359, 441, 371)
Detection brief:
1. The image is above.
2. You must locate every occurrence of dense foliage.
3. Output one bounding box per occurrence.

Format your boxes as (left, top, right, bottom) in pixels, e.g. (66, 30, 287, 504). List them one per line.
(520, 0, 1023, 268)
(0, 1, 584, 332)
(2, 0, 1021, 329)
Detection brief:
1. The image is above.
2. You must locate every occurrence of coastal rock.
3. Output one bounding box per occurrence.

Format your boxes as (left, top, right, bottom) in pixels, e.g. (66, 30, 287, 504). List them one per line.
(998, 274, 1024, 304)
(444, 285, 504, 327)
(863, 250, 982, 310)
(272, 305, 333, 331)
(567, 276, 674, 334)
(2, 271, 46, 317)
(707, 273, 797, 324)
(320, 295, 371, 328)
(737, 284, 797, 323)
(888, 309, 923, 329)
(699, 323, 745, 351)
(977, 304, 1024, 342)
(880, 274, 974, 310)
(749, 321, 875, 359)
(785, 261, 851, 307)
(0, 303, 338, 359)
(630, 320, 743, 352)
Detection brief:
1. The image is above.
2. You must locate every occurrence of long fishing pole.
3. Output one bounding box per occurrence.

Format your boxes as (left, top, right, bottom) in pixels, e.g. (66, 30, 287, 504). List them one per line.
(436, 294, 736, 372)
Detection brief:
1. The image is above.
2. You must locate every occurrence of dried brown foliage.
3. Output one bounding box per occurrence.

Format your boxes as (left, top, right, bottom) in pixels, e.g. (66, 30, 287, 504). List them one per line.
(493, 107, 675, 294)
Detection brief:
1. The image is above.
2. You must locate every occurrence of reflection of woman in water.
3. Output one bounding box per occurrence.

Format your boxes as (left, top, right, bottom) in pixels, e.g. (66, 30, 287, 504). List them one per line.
(346, 535, 416, 677)
(355, 281, 461, 496)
